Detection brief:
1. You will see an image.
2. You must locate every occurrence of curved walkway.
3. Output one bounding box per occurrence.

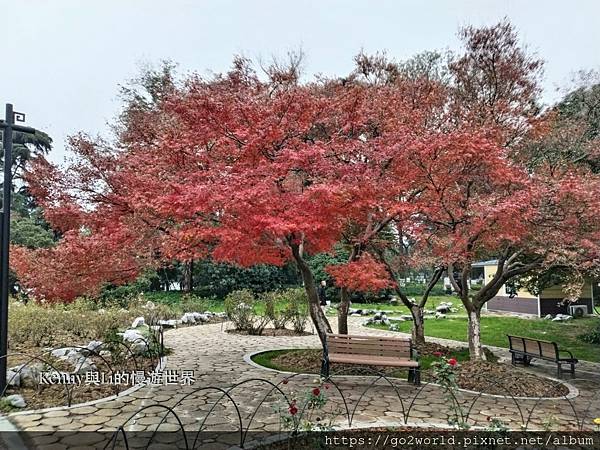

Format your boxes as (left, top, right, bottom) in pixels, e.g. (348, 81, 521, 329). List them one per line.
(6, 317, 600, 449)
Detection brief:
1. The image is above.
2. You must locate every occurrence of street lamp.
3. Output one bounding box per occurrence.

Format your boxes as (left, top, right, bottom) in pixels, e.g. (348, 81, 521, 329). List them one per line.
(0, 104, 37, 394)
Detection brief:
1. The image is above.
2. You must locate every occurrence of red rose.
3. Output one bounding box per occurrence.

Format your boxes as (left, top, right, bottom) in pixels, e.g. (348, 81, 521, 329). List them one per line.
(312, 387, 321, 396)
(448, 358, 457, 366)
(289, 404, 298, 415)
(324, 384, 330, 390)
(282, 378, 289, 385)
(433, 351, 442, 357)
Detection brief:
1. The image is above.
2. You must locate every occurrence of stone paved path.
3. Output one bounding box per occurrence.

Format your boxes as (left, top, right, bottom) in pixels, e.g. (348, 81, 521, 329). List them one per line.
(5, 316, 600, 449)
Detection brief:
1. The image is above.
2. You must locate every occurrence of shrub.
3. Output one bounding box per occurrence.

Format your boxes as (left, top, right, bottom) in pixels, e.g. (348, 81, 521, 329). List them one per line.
(9, 302, 56, 347)
(281, 288, 309, 334)
(578, 319, 600, 344)
(179, 293, 210, 314)
(224, 290, 269, 335)
(263, 291, 289, 329)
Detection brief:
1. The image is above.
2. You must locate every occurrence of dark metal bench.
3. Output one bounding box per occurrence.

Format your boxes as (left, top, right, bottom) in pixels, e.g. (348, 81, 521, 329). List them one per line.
(321, 334, 420, 385)
(507, 335, 578, 377)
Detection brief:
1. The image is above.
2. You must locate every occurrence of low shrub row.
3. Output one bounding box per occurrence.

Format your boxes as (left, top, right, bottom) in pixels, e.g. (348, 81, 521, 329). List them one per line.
(224, 288, 309, 335)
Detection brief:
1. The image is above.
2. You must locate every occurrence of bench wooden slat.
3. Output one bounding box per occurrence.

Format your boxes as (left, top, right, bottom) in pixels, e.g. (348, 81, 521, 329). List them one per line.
(329, 353, 419, 368)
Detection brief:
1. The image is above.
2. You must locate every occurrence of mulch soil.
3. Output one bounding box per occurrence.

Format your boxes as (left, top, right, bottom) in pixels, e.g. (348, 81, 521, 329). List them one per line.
(268, 345, 569, 398)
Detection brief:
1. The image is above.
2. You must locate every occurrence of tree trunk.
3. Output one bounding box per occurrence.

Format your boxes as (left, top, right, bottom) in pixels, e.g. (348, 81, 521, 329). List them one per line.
(338, 245, 360, 335)
(182, 260, 194, 293)
(410, 304, 426, 346)
(467, 308, 486, 360)
(291, 245, 332, 348)
(337, 287, 350, 334)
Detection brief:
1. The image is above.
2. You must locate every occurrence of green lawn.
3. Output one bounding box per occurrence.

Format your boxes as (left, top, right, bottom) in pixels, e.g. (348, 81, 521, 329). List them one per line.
(327, 295, 464, 316)
(370, 316, 600, 362)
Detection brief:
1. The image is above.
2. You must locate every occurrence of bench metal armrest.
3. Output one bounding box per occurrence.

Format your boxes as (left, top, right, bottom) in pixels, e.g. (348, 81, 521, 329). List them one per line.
(559, 349, 575, 360)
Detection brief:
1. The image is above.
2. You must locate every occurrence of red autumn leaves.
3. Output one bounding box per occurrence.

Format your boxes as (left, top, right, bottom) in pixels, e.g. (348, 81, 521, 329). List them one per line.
(9, 21, 600, 311)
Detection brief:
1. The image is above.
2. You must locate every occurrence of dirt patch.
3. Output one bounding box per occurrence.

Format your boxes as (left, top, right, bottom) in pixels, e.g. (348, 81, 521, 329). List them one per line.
(227, 328, 312, 337)
(456, 360, 569, 397)
(258, 346, 569, 398)
(3, 345, 160, 412)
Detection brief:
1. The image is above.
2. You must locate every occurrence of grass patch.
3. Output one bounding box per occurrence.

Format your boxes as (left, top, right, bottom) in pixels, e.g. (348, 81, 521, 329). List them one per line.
(369, 316, 600, 362)
(328, 296, 464, 317)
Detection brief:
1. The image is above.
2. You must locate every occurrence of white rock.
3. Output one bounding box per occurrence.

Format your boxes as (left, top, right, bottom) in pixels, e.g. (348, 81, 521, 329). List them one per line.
(51, 347, 76, 358)
(131, 316, 145, 328)
(552, 314, 573, 322)
(436, 304, 452, 313)
(435, 312, 447, 319)
(6, 369, 20, 387)
(5, 394, 26, 408)
(144, 301, 156, 310)
(158, 319, 178, 328)
(86, 340, 103, 353)
(180, 313, 197, 324)
(543, 314, 553, 320)
(122, 329, 145, 343)
(120, 329, 148, 355)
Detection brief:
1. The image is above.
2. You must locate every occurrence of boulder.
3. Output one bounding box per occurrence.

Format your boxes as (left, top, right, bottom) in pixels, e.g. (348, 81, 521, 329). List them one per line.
(552, 314, 573, 322)
(10, 364, 41, 387)
(131, 316, 145, 328)
(180, 313, 196, 324)
(122, 329, 145, 343)
(4, 394, 26, 408)
(86, 340, 103, 353)
(51, 347, 76, 358)
(158, 319, 178, 328)
(543, 314, 553, 320)
(121, 329, 148, 355)
(435, 312, 447, 319)
(6, 369, 20, 387)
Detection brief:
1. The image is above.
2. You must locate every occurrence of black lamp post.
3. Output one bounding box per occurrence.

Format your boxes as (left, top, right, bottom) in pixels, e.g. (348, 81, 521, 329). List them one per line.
(0, 104, 37, 394)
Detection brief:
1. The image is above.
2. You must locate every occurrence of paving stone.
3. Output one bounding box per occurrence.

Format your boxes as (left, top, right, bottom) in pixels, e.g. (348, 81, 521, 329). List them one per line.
(59, 432, 106, 446)
(79, 415, 110, 425)
(69, 406, 99, 414)
(43, 410, 71, 418)
(40, 416, 73, 426)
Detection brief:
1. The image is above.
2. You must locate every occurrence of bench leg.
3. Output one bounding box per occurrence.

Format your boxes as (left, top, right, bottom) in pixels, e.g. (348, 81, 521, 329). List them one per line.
(407, 369, 414, 383)
(413, 368, 421, 386)
(570, 363, 575, 377)
(557, 363, 562, 378)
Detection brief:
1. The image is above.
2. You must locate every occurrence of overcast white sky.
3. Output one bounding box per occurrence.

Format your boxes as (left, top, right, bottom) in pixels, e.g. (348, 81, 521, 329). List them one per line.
(2, 0, 599, 162)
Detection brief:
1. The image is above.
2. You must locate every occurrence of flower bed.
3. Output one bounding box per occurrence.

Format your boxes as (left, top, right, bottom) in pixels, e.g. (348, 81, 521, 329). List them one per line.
(251, 344, 570, 398)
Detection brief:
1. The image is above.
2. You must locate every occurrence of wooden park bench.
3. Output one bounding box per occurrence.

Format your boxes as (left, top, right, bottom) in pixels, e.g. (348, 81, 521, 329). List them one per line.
(321, 334, 421, 385)
(507, 335, 578, 377)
